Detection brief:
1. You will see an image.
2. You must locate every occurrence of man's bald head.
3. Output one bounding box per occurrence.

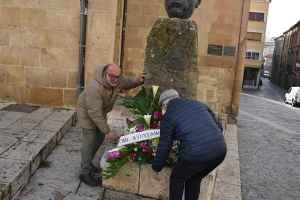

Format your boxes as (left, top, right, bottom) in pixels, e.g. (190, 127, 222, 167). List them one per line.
(105, 64, 121, 87)
(106, 64, 121, 76)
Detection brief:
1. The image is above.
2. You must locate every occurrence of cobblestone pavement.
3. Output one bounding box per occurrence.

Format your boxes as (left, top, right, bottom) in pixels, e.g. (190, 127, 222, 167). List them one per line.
(16, 114, 155, 200)
(238, 81, 300, 200)
(242, 78, 285, 102)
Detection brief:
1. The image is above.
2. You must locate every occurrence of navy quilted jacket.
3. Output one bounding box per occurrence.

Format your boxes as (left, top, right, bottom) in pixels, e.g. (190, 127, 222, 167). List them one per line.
(152, 98, 226, 172)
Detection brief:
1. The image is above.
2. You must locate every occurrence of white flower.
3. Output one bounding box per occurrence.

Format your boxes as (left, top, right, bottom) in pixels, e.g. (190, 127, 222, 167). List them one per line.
(152, 85, 159, 97)
(144, 114, 152, 128)
(129, 126, 137, 133)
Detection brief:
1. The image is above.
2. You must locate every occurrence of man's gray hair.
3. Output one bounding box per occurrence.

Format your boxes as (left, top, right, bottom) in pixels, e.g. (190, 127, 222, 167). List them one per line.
(159, 89, 180, 105)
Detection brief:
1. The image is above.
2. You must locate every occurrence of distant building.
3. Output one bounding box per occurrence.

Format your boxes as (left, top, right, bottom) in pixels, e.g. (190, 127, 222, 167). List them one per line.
(272, 21, 300, 89)
(263, 39, 275, 72)
(242, 0, 271, 89)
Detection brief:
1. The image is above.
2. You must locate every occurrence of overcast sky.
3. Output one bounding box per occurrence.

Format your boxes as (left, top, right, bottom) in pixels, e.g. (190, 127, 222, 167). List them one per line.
(266, 0, 300, 41)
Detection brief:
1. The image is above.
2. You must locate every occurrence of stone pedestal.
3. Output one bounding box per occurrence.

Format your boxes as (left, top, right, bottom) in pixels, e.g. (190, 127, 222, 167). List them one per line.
(103, 163, 171, 198)
(144, 18, 199, 99)
(139, 165, 171, 199)
(103, 162, 140, 194)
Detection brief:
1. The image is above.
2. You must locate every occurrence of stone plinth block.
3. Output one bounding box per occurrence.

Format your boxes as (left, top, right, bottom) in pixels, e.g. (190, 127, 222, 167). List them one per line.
(103, 162, 140, 194)
(0, 159, 30, 200)
(139, 165, 171, 200)
(144, 18, 199, 99)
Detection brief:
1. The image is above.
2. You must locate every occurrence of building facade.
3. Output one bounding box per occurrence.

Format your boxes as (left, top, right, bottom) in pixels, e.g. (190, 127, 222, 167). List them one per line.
(242, 0, 271, 89)
(272, 21, 300, 89)
(263, 39, 275, 73)
(0, 0, 251, 121)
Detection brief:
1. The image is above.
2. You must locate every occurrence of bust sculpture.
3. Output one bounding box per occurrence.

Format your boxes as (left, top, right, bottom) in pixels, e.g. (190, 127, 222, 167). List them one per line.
(165, 0, 201, 19)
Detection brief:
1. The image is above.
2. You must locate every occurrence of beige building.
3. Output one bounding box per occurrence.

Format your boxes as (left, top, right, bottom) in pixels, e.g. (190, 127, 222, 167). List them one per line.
(242, 0, 271, 89)
(0, 0, 251, 121)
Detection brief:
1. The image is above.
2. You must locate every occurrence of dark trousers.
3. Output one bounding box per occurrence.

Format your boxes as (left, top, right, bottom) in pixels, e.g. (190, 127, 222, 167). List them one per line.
(80, 128, 105, 175)
(169, 156, 225, 200)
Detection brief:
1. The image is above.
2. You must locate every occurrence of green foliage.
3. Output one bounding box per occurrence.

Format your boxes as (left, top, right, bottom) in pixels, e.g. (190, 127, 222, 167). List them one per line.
(119, 86, 161, 117)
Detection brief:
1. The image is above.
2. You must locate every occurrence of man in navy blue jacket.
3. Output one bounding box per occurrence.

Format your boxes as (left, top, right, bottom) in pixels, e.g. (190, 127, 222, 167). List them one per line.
(152, 89, 226, 200)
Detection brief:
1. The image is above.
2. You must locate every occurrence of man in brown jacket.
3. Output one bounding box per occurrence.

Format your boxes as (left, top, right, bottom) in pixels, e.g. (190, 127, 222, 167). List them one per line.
(77, 63, 144, 186)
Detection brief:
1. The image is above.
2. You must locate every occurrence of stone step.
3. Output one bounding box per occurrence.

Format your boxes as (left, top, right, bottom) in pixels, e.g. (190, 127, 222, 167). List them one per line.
(0, 107, 75, 200)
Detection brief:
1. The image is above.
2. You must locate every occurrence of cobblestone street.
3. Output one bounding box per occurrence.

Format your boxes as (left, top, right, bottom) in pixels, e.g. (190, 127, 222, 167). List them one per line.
(239, 79, 300, 200)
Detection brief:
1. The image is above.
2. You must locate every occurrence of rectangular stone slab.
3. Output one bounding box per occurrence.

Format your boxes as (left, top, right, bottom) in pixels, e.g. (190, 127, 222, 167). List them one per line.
(103, 161, 140, 194)
(0, 112, 25, 129)
(0, 158, 30, 199)
(0, 141, 45, 175)
(0, 135, 18, 155)
(139, 165, 171, 199)
(22, 129, 58, 144)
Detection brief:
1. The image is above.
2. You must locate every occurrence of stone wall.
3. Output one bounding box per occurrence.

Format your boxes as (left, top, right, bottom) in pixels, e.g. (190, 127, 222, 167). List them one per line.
(0, 0, 250, 120)
(0, 0, 119, 107)
(122, 0, 251, 121)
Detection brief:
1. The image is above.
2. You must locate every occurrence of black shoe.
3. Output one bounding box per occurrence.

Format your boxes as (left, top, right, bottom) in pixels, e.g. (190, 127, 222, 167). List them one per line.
(79, 173, 100, 187)
(90, 165, 102, 174)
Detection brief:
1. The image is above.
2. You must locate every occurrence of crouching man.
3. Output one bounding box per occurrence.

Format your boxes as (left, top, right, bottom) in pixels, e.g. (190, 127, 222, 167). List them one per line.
(152, 89, 226, 200)
(77, 64, 144, 186)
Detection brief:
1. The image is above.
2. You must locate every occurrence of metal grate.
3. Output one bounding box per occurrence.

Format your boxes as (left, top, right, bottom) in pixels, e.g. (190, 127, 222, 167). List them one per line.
(0, 104, 40, 113)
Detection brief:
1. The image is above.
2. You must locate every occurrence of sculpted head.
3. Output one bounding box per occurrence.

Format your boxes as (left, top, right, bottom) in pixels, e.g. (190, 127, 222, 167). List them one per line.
(165, 0, 201, 19)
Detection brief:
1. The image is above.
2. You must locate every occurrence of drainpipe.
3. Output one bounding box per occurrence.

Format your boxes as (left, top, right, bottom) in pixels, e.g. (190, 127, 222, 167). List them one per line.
(230, 0, 247, 120)
(78, 0, 88, 95)
(120, 0, 128, 68)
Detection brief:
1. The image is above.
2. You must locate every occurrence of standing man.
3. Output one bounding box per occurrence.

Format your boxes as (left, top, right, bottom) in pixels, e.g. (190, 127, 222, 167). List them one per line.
(152, 89, 226, 200)
(77, 64, 144, 186)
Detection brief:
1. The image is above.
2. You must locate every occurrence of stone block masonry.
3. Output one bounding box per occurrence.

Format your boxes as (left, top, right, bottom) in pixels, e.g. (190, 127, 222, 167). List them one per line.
(0, 103, 75, 200)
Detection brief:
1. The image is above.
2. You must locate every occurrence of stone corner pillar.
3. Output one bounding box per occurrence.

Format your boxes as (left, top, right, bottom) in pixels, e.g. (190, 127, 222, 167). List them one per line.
(144, 17, 199, 99)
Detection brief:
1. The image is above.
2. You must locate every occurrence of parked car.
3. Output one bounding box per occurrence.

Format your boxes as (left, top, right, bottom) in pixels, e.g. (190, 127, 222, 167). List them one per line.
(284, 87, 300, 107)
(263, 70, 271, 79)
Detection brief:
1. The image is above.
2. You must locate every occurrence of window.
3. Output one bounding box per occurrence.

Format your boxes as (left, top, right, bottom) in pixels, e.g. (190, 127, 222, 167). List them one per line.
(246, 51, 260, 60)
(223, 46, 236, 56)
(207, 44, 223, 56)
(246, 32, 262, 41)
(249, 12, 264, 22)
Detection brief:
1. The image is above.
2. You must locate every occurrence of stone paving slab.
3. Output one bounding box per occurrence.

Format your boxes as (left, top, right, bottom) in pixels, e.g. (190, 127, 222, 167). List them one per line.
(0, 112, 26, 129)
(0, 105, 75, 200)
(0, 136, 18, 155)
(212, 124, 241, 200)
(0, 159, 30, 200)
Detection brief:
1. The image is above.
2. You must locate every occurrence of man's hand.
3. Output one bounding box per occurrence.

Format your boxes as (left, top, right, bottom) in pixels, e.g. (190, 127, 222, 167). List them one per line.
(105, 132, 120, 142)
(136, 72, 146, 84)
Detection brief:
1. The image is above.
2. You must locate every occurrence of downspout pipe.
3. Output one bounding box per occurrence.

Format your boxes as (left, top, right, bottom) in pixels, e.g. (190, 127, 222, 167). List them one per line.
(120, 0, 128, 68)
(78, 0, 88, 95)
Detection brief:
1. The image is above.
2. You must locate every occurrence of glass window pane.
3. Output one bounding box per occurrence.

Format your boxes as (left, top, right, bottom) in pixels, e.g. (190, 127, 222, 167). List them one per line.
(207, 44, 223, 56)
(223, 46, 236, 56)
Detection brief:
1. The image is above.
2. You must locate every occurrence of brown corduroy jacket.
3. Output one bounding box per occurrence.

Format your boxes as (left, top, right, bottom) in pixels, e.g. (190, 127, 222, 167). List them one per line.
(76, 65, 142, 134)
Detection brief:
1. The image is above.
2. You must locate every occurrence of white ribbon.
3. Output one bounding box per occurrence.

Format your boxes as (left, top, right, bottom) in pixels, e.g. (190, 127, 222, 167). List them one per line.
(117, 129, 160, 147)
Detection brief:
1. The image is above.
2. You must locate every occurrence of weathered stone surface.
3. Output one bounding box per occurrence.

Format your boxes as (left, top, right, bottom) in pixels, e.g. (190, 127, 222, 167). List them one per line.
(0, 135, 18, 155)
(56, 121, 73, 144)
(35, 119, 66, 132)
(63, 194, 95, 200)
(22, 108, 54, 123)
(0, 159, 30, 199)
(76, 183, 104, 199)
(104, 189, 154, 200)
(0, 141, 45, 175)
(199, 171, 217, 200)
(22, 129, 57, 144)
(144, 18, 198, 99)
(103, 162, 140, 194)
(0, 112, 25, 129)
(139, 165, 171, 200)
(213, 180, 241, 200)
